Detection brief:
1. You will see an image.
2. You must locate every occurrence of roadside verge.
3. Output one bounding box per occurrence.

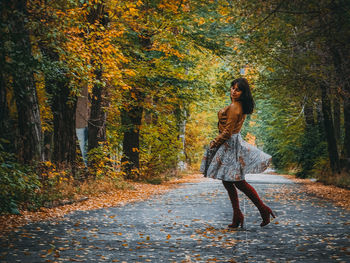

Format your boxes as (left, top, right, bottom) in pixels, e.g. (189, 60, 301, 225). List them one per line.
(0, 173, 204, 236)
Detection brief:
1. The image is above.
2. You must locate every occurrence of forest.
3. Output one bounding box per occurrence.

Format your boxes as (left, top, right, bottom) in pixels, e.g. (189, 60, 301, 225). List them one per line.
(1, 0, 349, 214)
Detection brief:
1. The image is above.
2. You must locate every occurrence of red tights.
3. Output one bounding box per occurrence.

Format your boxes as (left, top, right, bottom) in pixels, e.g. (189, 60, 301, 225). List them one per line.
(222, 180, 275, 227)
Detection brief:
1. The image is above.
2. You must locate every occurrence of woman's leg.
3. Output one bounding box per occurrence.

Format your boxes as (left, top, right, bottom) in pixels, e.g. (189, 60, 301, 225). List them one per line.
(222, 180, 244, 228)
(234, 180, 275, 227)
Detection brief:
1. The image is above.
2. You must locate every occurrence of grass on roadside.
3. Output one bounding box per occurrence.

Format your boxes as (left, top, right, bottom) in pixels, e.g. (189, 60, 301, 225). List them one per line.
(277, 159, 350, 190)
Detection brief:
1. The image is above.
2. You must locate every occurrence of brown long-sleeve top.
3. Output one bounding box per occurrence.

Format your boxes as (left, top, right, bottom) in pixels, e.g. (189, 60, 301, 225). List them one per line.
(211, 101, 246, 148)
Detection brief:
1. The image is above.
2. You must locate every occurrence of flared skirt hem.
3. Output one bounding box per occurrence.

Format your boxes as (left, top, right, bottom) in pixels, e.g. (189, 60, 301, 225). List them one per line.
(200, 133, 271, 182)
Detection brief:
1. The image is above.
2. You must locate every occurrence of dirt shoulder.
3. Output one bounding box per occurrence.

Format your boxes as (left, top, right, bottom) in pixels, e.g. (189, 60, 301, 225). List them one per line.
(279, 174, 350, 210)
(0, 173, 204, 237)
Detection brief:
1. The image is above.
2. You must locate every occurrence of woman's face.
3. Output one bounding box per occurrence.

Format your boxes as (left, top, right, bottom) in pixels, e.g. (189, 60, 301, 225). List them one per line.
(231, 83, 242, 101)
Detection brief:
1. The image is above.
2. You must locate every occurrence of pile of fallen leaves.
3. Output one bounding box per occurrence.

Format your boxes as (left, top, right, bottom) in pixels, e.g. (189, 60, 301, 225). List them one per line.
(0, 173, 204, 237)
(280, 174, 350, 210)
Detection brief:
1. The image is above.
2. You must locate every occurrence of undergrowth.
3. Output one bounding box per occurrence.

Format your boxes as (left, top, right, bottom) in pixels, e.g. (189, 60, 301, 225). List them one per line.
(311, 158, 350, 189)
(0, 155, 132, 214)
(0, 150, 180, 215)
(0, 152, 41, 215)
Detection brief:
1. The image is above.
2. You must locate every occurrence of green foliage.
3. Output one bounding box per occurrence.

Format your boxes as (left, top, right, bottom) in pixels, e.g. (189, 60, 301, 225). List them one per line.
(185, 98, 224, 169)
(37, 163, 76, 206)
(140, 114, 182, 178)
(311, 157, 350, 189)
(296, 127, 328, 178)
(248, 82, 304, 170)
(87, 143, 124, 178)
(0, 150, 41, 214)
(230, 0, 350, 179)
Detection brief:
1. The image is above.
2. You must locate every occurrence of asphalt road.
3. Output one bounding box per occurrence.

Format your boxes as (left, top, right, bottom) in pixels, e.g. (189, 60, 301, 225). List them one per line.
(1, 173, 350, 262)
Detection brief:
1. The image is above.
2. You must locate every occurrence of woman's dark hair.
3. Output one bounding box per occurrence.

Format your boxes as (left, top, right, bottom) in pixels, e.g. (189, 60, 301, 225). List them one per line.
(231, 78, 255, 114)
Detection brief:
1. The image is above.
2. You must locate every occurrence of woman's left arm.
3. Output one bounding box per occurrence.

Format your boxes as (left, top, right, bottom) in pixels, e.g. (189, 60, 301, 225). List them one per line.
(210, 104, 240, 148)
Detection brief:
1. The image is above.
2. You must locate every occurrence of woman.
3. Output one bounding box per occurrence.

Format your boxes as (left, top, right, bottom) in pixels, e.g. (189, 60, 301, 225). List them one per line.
(200, 78, 275, 228)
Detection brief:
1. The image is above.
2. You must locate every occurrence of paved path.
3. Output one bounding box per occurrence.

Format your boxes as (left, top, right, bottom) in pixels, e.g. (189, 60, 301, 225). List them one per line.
(1, 173, 350, 262)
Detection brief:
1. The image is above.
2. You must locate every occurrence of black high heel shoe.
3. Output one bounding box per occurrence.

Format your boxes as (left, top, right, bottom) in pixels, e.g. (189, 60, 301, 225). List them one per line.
(228, 209, 244, 228)
(260, 206, 276, 227)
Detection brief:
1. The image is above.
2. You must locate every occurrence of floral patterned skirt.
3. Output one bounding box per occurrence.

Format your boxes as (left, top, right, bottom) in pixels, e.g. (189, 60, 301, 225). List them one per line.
(200, 133, 272, 181)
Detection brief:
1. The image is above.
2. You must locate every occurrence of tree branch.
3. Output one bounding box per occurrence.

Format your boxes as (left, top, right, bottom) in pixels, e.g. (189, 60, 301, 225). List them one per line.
(275, 10, 320, 15)
(247, 0, 286, 34)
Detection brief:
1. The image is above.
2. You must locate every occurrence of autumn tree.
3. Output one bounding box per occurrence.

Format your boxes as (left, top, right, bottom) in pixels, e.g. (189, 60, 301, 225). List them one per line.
(85, 1, 110, 153)
(1, 0, 43, 163)
(110, 0, 195, 176)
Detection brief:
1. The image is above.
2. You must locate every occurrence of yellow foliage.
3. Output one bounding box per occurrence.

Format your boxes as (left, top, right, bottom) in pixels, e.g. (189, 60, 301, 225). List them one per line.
(245, 132, 256, 146)
(185, 104, 218, 170)
(34, 73, 53, 132)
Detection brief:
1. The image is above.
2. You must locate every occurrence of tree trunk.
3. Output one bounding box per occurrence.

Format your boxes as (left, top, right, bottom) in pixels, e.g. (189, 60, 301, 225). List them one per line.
(0, 72, 9, 141)
(121, 32, 152, 177)
(327, 2, 350, 163)
(177, 107, 187, 171)
(0, 14, 7, 141)
(316, 99, 324, 135)
(344, 96, 350, 159)
(9, 0, 42, 163)
(121, 88, 144, 176)
(88, 69, 106, 151)
(40, 48, 77, 165)
(304, 100, 315, 127)
(333, 97, 341, 144)
(0, 34, 8, 142)
(51, 84, 77, 164)
(86, 2, 108, 157)
(321, 84, 341, 173)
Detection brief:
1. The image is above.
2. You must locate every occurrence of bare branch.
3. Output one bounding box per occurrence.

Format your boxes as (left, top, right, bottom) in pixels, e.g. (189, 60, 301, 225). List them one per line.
(247, 0, 286, 34)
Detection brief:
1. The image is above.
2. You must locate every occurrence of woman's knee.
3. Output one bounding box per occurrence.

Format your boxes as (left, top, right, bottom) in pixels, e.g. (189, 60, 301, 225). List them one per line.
(222, 180, 233, 189)
(233, 180, 247, 190)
